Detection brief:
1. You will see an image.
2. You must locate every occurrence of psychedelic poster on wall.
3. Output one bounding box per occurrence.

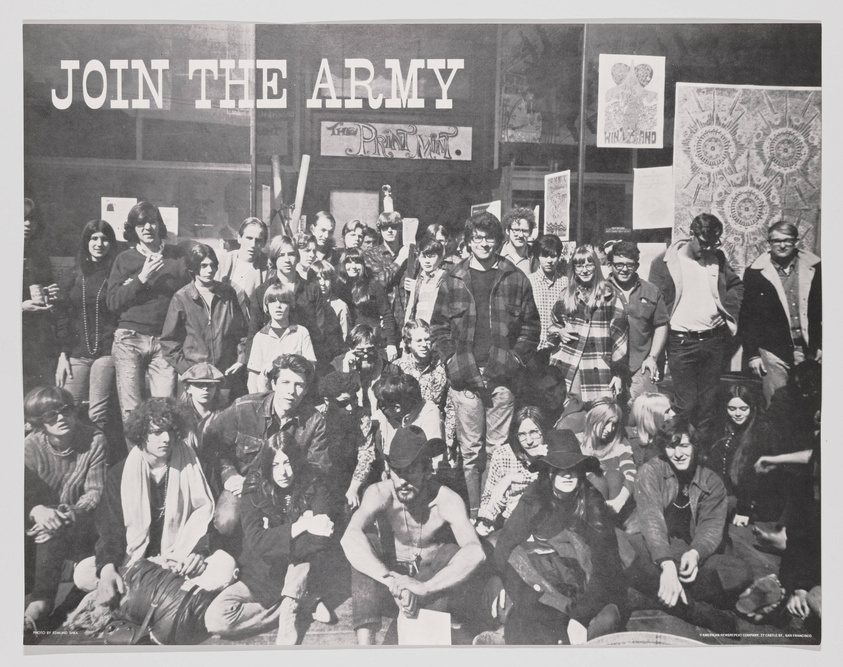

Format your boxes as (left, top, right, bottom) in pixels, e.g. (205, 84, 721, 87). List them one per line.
(672, 83, 822, 275)
(596, 54, 666, 149)
(544, 170, 570, 241)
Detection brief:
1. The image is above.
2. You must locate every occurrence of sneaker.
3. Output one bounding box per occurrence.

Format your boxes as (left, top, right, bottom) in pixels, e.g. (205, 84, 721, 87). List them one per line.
(276, 596, 300, 645)
(472, 628, 505, 645)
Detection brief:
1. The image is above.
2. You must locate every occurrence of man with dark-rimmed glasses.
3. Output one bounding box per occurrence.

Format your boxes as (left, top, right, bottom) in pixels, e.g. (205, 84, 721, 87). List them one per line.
(739, 220, 821, 406)
(648, 214, 744, 436)
(608, 241, 669, 406)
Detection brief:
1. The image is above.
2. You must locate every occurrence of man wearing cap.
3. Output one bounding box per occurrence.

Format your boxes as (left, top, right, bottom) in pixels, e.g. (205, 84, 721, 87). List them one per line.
(648, 214, 744, 434)
(341, 426, 486, 645)
(205, 354, 329, 537)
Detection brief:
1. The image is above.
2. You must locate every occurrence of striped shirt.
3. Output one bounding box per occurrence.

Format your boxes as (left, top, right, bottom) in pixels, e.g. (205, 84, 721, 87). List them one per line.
(24, 424, 106, 514)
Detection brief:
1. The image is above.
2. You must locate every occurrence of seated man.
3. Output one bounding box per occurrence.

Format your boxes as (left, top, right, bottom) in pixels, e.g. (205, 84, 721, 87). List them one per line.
(340, 426, 486, 645)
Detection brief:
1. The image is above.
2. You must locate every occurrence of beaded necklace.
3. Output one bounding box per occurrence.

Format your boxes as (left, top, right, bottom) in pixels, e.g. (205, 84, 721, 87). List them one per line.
(81, 272, 107, 356)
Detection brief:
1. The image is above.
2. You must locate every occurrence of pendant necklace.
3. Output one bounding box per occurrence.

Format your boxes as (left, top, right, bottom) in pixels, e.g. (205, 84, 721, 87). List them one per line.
(82, 273, 107, 356)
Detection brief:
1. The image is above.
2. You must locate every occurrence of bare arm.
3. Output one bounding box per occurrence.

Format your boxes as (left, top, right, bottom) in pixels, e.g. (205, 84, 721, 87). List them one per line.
(340, 482, 395, 581)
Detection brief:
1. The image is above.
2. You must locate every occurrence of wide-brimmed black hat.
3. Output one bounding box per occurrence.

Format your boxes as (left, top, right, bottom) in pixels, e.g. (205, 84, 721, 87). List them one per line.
(385, 425, 446, 470)
(539, 429, 598, 471)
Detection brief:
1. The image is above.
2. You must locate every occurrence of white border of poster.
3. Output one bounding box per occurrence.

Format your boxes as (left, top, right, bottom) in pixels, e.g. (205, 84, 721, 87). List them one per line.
(543, 170, 570, 241)
(597, 53, 666, 149)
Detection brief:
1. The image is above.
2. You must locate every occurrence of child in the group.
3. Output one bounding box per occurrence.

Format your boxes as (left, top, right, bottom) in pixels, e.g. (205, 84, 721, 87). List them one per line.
(404, 236, 447, 325)
(247, 283, 316, 394)
(309, 260, 350, 341)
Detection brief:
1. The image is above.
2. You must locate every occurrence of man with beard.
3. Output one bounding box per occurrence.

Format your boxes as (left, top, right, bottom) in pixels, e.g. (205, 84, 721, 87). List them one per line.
(341, 426, 486, 645)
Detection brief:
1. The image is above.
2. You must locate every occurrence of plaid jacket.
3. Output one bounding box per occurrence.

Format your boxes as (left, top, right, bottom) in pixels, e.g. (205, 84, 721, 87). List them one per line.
(430, 256, 540, 391)
(548, 284, 629, 402)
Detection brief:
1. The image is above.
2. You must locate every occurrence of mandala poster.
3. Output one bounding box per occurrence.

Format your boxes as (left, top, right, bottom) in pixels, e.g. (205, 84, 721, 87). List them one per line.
(596, 54, 666, 148)
(673, 82, 822, 276)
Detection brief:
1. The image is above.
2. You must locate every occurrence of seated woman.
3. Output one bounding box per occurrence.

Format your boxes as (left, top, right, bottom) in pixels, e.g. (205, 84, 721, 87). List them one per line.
(204, 445, 334, 645)
(580, 398, 637, 521)
(73, 397, 215, 606)
(703, 385, 781, 526)
(628, 392, 674, 467)
(24, 386, 106, 630)
(625, 417, 754, 633)
(493, 429, 627, 645)
(475, 406, 549, 537)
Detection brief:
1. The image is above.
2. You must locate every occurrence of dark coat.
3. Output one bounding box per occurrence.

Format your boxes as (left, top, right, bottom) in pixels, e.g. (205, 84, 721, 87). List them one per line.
(739, 250, 821, 364)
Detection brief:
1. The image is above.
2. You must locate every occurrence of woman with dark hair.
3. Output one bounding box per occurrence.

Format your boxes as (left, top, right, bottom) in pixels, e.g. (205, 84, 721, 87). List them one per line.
(249, 235, 343, 370)
(336, 248, 400, 359)
(23, 197, 61, 395)
(704, 384, 780, 526)
(547, 244, 628, 402)
(160, 243, 248, 398)
(24, 386, 106, 630)
(73, 397, 215, 606)
(475, 406, 548, 537)
(55, 220, 119, 432)
(626, 417, 753, 632)
(204, 443, 334, 644)
(107, 201, 190, 423)
(493, 429, 627, 644)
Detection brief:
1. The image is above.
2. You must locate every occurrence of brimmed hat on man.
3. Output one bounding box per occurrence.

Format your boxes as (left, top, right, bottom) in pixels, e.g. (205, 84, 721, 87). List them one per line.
(181, 362, 225, 384)
(539, 429, 599, 473)
(385, 425, 446, 470)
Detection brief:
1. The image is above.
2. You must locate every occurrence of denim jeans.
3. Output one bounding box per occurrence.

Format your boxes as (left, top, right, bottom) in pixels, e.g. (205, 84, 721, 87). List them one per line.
(62, 355, 116, 429)
(666, 329, 729, 436)
(449, 384, 515, 518)
(203, 564, 310, 637)
(111, 329, 177, 428)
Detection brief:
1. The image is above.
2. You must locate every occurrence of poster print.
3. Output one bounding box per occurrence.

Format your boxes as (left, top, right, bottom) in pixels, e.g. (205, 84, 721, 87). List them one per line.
(543, 170, 570, 241)
(632, 166, 674, 229)
(672, 82, 821, 276)
(597, 54, 666, 149)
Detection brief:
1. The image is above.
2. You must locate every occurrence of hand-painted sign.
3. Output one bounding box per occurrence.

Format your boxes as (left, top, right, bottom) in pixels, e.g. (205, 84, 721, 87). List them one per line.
(320, 121, 472, 160)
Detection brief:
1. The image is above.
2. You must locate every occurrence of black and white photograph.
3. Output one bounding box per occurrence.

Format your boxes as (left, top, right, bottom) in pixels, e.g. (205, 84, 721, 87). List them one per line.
(10, 5, 834, 654)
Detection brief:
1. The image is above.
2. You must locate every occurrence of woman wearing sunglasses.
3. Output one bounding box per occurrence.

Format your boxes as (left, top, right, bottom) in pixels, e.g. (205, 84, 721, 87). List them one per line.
(24, 386, 106, 631)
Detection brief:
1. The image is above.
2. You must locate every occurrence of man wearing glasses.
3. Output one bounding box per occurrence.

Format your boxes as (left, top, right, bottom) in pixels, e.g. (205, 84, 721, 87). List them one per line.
(648, 214, 744, 434)
(363, 211, 411, 334)
(430, 211, 540, 521)
(739, 221, 821, 406)
(500, 207, 536, 275)
(608, 241, 669, 405)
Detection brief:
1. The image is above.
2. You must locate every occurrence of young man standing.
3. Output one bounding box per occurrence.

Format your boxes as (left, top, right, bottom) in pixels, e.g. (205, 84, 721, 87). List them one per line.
(363, 211, 411, 330)
(739, 221, 821, 405)
(528, 233, 568, 369)
(608, 241, 669, 405)
(430, 211, 540, 520)
(215, 217, 270, 321)
(341, 426, 486, 645)
(648, 214, 743, 434)
(499, 207, 536, 275)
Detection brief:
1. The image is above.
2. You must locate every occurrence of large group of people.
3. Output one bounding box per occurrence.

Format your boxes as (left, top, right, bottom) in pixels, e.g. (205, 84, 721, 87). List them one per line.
(23, 198, 821, 645)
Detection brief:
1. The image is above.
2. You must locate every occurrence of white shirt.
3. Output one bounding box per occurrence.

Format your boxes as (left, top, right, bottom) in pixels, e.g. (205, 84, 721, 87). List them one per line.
(670, 248, 725, 331)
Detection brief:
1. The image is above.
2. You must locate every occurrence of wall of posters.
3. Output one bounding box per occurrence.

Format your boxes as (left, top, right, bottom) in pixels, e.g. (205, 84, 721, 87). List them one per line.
(597, 54, 666, 149)
(672, 82, 821, 275)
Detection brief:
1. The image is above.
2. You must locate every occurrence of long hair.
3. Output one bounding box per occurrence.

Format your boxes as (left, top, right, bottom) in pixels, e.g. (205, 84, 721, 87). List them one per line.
(24, 386, 75, 430)
(124, 201, 167, 245)
(337, 248, 378, 314)
(581, 398, 624, 455)
(532, 463, 604, 533)
(631, 392, 672, 444)
(510, 405, 547, 461)
(267, 235, 299, 273)
(559, 245, 608, 315)
(719, 384, 758, 437)
(186, 243, 219, 278)
(250, 437, 318, 512)
(78, 220, 118, 276)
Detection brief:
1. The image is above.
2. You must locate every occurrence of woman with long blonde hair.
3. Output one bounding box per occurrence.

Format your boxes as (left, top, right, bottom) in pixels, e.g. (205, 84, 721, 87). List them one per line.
(547, 245, 628, 403)
(629, 392, 674, 466)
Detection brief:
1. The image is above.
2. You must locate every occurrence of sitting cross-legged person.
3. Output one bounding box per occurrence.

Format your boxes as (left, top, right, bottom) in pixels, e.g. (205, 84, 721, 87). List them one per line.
(204, 444, 334, 645)
(340, 426, 489, 645)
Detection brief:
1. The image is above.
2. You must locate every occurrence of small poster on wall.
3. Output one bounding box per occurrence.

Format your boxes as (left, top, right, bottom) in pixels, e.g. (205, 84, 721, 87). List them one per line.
(633, 166, 674, 229)
(544, 170, 570, 241)
(597, 54, 666, 149)
(470, 200, 501, 221)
